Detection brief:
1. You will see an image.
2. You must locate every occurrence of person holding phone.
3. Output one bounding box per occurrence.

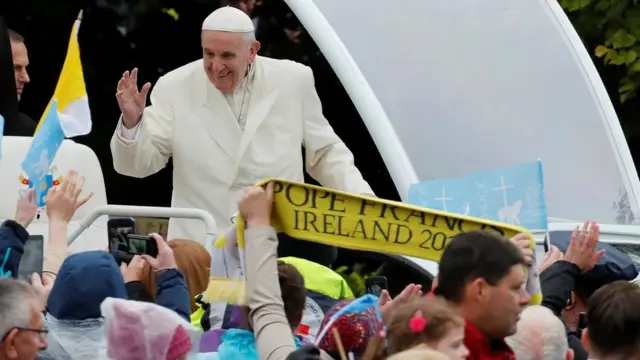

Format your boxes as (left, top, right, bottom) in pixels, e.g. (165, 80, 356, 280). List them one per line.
(0, 189, 37, 279)
(135, 233, 192, 321)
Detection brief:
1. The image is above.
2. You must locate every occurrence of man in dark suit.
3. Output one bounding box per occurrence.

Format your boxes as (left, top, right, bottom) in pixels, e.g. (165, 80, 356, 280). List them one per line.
(0, 21, 36, 136)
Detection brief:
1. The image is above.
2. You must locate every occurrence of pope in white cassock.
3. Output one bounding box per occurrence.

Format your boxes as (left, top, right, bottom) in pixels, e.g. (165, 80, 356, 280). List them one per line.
(110, 6, 373, 247)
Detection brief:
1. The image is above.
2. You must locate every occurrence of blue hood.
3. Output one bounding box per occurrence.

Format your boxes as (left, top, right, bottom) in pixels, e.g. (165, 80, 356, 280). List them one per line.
(47, 251, 126, 320)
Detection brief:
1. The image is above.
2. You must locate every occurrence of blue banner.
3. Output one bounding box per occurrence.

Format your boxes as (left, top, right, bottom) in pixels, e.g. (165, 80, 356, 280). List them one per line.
(408, 161, 548, 230)
(21, 100, 65, 207)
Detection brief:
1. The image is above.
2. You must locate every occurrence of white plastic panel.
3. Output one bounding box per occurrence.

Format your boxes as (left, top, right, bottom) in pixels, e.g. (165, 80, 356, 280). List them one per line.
(0, 137, 108, 252)
(292, 0, 640, 224)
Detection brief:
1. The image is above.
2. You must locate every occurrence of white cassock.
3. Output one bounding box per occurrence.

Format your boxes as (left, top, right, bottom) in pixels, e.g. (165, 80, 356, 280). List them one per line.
(110, 55, 373, 244)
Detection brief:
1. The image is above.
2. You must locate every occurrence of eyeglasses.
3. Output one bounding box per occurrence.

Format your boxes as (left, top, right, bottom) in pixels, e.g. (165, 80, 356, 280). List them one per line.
(1, 327, 49, 342)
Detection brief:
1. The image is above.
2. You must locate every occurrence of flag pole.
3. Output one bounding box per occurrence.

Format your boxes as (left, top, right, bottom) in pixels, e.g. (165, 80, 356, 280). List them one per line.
(34, 9, 85, 135)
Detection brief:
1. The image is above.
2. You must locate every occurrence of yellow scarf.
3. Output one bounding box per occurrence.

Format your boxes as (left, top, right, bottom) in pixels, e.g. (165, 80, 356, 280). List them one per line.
(204, 179, 541, 305)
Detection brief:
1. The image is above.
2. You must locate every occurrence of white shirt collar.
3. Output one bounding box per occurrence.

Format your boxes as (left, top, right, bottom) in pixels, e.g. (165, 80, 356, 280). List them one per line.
(236, 62, 255, 92)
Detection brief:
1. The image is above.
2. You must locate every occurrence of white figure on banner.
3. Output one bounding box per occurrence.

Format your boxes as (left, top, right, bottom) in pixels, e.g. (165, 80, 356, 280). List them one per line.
(498, 200, 522, 224)
(434, 187, 452, 212)
(32, 149, 50, 178)
(493, 176, 520, 224)
(462, 203, 471, 216)
(414, 187, 430, 207)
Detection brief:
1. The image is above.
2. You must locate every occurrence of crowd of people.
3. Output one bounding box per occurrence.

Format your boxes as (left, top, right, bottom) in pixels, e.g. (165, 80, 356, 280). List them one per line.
(0, 172, 639, 360)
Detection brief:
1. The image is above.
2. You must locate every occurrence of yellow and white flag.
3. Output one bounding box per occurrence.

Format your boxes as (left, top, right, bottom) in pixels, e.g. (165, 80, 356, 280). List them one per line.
(35, 10, 91, 138)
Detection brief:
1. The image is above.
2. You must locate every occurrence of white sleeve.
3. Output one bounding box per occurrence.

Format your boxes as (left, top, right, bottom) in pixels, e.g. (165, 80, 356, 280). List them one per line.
(116, 117, 142, 143)
(300, 65, 374, 195)
(110, 75, 173, 178)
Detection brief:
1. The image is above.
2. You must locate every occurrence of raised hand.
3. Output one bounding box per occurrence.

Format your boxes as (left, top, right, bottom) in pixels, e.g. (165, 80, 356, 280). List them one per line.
(238, 182, 274, 228)
(538, 245, 564, 274)
(31, 272, 54, 305)
(379, 283, 423, 324)
(564, 220, 605, 273)
(141, 233, 177, 272)
(46, 170, 93, 223)
(14, 189, 37, 228)
(120, 255, 145, 283)
(510, 233, 534, 265)
(115, 68, 151, 129)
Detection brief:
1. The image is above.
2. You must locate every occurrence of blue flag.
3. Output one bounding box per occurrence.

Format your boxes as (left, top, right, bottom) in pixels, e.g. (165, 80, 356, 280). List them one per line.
(0, 114, 4, 160)
(408, 161, 548, 230)
(329, 294, 381, 322)
(21, 100, 65, 207)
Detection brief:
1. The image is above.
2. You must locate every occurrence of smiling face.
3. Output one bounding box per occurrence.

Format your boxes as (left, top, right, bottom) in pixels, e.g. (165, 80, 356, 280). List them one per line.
(201, 30, 260, 93)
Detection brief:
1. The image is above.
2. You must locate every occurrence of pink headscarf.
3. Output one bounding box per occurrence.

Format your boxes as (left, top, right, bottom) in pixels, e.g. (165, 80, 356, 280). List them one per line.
(101, 297, 196, 359)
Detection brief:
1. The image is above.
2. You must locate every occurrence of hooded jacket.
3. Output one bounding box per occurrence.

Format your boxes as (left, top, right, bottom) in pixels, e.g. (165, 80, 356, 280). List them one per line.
(47, 250, 127, 320)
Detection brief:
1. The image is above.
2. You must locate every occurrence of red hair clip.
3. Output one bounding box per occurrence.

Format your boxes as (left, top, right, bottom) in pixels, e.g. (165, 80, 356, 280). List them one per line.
(409, 310, 427, 333)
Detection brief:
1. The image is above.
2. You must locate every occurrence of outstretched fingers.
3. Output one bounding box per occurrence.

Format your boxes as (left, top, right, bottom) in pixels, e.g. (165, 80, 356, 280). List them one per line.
(130, 68, 139, 89)
(139, 82, 151, 99)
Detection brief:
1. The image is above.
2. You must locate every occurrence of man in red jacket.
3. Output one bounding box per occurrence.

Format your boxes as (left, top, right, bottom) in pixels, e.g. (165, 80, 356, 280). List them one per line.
(433, 231, 530, 360)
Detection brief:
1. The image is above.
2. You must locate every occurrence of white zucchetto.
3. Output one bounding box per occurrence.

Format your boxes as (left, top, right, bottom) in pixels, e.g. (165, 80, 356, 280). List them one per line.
(202, 6, 255, 33)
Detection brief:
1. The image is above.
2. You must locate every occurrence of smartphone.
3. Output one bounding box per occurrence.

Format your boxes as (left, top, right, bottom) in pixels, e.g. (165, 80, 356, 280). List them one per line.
(365, 276, 388, 296)
(126, 235, 159, 258)
(108, 218, 136, 240)
(543, 233, 552, 253)
(18, 235, 44, 281)
(109, 234, 158, 264)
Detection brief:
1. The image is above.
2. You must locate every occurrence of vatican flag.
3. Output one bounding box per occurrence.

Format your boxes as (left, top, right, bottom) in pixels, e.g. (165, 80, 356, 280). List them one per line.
(35, 10, 91, 138)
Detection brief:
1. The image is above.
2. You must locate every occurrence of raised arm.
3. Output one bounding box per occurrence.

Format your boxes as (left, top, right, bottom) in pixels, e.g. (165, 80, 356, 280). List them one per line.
(110, 68, 173, 178)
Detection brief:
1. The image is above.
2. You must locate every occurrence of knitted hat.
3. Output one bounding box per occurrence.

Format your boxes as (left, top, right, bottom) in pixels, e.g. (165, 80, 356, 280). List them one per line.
(102, 298, 194, 360)
(167, 326, 192, 360)
(317, 299, 383, 358)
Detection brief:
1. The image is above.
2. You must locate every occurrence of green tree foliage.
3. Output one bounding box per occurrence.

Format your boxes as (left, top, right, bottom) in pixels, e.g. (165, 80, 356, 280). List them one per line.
(560, 0, 640, 102)
(334, 263, 378, 297)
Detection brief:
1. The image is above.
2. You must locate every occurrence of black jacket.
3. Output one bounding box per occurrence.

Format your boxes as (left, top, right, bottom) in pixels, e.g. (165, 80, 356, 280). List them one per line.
(0, 16, 21, 130)
(4, 112, 37, 136)
(540, 261, 588, 360)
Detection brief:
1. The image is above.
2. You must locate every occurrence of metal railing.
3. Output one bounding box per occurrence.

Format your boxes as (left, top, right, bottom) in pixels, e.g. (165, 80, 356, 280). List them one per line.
(67, 205, 218, 253)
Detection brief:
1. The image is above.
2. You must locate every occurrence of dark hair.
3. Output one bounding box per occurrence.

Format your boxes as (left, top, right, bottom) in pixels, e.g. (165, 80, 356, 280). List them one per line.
(8, 29, 24, 43)
(434, 230, 525, 303)
(586, 281, 640, 358)
(573, 278, 600, 302)
(387, 297, 464, 355)
(277, 261, 306, 330)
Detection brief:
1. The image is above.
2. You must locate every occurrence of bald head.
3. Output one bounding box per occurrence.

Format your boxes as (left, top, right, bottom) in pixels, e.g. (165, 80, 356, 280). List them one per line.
(200, 6, 260, 93)
(506, 306, 573, 360)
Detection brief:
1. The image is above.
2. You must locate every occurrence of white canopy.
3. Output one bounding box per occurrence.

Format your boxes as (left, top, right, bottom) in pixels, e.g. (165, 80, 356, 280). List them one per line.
(287, 0, 640, 225)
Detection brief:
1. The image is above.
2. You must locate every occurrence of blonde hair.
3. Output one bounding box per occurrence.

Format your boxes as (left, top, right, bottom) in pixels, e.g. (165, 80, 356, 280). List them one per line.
(140, 239, 211, 312)
(387, 297, 464, 355)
